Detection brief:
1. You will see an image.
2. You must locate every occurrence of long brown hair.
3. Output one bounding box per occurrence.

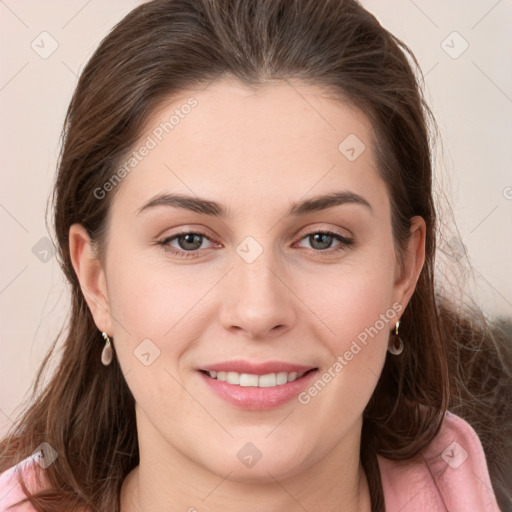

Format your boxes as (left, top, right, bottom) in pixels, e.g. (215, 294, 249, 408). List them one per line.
(1, 1, 511, 510)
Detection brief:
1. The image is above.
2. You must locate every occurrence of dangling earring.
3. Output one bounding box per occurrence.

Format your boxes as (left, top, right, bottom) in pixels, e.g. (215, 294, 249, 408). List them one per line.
(387, 320, 404, 355)
(101, 332, 114, 366)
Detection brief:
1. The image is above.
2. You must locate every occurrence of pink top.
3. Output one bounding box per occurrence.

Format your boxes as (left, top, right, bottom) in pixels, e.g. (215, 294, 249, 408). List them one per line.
(377, 411, 500, 511)
(0, 411, 501, 511)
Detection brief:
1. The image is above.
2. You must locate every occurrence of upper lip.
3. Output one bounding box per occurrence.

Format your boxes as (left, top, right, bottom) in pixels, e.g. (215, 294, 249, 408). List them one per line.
(199, 360, 317, 375)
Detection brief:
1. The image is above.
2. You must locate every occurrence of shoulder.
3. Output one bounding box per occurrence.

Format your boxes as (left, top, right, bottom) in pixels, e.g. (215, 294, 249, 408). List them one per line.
(0, 456, 43, 512)
(377, 410, 501, 512)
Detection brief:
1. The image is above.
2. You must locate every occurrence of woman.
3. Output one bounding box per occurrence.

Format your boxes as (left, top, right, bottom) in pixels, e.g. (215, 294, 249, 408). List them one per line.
(1, 0, 510, 511)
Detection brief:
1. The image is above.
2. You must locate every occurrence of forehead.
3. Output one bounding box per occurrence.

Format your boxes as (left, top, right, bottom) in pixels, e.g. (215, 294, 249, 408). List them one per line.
(146, 77, 375, 161)
(111, 78, 386, 216)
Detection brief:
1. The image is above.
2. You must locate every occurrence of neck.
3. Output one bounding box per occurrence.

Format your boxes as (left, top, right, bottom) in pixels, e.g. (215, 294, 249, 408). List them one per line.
(122, 464, 370, 512)
(120, 410, 372, 512)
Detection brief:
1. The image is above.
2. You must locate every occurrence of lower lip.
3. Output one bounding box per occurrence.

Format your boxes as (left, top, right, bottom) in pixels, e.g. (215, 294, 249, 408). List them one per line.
(198, 370, 318, 410)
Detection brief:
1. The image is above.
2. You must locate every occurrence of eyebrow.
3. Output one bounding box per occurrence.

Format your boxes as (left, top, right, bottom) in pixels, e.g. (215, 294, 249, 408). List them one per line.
(136, 190, 373, 218)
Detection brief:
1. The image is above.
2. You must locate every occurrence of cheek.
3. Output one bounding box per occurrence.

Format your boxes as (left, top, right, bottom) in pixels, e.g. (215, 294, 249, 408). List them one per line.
(106, 243, 192, 332)
(296, 246, 397, 408)
(305, 244, 397, 350)
(333, 274, 396, 348)
(105, 247, 221, 371)
(321, 280, 394, 390)
(104, 253, 203, 422)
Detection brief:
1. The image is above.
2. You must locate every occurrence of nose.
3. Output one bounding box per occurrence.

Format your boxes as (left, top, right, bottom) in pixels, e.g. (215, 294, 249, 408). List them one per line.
(219, 251, 297, 340)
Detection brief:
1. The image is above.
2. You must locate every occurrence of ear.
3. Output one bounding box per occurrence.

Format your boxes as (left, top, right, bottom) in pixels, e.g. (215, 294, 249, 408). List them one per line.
(69, 223, 112, 334)
(392, 216, 426, 314)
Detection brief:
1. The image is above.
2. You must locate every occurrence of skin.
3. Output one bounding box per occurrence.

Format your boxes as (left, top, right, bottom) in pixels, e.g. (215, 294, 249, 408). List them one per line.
(69, 78, 425, 512)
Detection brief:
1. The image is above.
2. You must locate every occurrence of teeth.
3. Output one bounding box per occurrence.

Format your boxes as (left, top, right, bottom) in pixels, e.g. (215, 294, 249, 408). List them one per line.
(226, 371, 240, 385)
(276, 372, 288, 385)
(259, 373, 277, 387)
(206, 370, 306, 387)
(240, 373, 259, 387)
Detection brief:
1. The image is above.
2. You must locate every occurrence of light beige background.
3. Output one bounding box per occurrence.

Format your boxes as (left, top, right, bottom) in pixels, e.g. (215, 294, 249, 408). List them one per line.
(1, 0, 511, 437)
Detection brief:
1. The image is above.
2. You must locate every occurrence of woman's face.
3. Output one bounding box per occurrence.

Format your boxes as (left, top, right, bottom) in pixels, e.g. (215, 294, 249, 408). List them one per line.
(72, 78, 424, 483)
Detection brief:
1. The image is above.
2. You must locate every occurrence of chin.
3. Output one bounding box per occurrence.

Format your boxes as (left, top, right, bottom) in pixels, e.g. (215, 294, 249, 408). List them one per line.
(210, 456, 307, 484)
(193, 435, 314, 483)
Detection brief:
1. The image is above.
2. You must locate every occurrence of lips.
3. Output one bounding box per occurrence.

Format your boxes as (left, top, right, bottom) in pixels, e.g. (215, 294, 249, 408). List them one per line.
(197, 360, 318, 410)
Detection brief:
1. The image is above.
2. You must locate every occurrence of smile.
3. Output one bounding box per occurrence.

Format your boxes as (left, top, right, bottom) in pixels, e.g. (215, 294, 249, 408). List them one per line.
(197, 361, 318, 410)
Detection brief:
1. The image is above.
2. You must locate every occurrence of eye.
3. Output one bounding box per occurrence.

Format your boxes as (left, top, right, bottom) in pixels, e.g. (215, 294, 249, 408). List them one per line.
(157, 231, 218, 259)
(295, 230, 354, 253)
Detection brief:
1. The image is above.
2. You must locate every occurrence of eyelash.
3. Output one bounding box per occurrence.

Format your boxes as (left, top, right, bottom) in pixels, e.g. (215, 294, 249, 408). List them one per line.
(156, 229, 354, 259)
